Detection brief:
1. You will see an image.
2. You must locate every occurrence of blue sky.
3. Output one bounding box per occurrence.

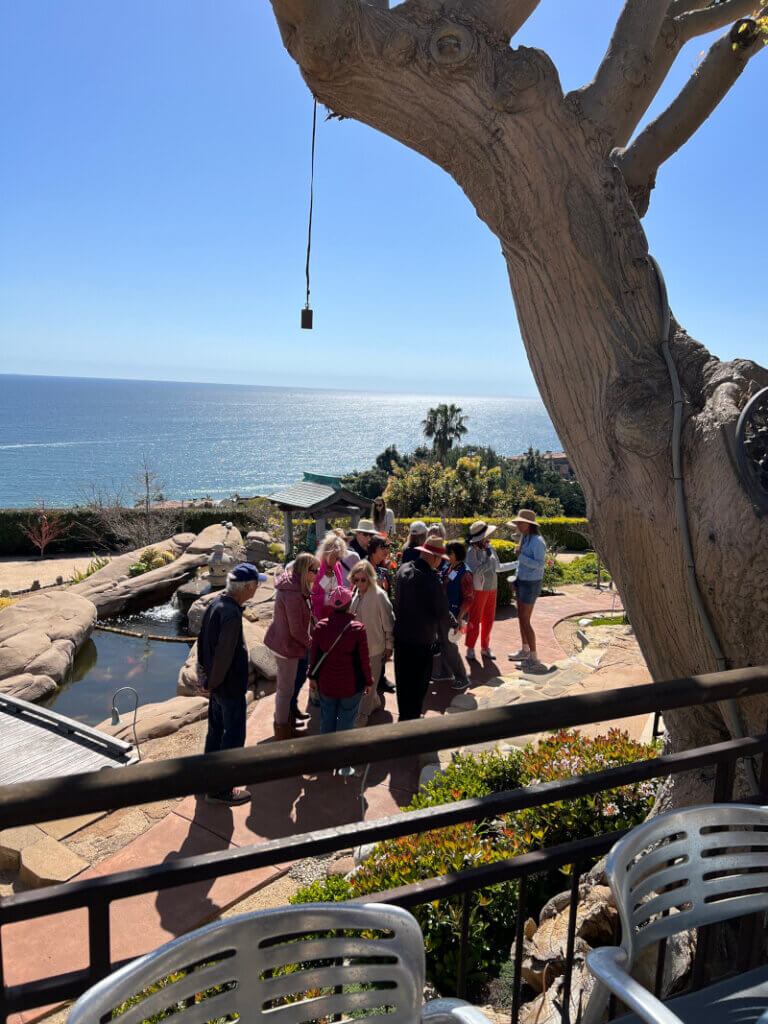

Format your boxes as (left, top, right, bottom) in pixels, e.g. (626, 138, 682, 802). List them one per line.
(1, 2, 765, 397)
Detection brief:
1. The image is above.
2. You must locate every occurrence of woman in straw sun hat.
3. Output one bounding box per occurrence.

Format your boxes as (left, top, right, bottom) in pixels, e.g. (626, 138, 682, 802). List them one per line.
(465, 520, 501, 661)
(507, 509, 547, 670)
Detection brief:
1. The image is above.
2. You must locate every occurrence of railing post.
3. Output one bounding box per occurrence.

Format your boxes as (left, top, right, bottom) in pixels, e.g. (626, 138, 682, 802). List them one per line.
(560, 862, 583, 1024)
(713, 759, 735, 803)
(456, 893, 471, 1000)
(510, 878, 527, 1024)
(88, 900, 111, 985)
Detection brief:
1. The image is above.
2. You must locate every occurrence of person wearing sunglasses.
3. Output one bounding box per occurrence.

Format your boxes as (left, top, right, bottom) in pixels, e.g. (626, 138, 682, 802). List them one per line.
(371, 496, 395, 537)
(265, 552, 320, 740)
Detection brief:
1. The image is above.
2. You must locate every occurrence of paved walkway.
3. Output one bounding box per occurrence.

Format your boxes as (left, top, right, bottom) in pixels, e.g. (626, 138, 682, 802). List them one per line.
(5, 585, 623, 1023)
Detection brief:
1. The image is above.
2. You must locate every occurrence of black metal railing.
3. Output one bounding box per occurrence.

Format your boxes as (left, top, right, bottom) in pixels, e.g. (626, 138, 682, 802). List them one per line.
(0, 665, 766, 1023)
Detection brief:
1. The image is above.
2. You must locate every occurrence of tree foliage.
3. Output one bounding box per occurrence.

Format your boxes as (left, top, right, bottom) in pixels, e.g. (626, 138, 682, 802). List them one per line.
(383, 455, 563, 518)
(422, 403, 469, 461)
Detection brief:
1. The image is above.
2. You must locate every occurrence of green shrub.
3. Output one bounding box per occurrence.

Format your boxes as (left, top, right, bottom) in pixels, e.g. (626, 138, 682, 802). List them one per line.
(409, 749, 523, 808)
(67, 555, 110, 584)
(587, 614, 628, 627)
(128, 562, 148, 578)
(292, 730, 659, 997)
(560, 553, 611, 585)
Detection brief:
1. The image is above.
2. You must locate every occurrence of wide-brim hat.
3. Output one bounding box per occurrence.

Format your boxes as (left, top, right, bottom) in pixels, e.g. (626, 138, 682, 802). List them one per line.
(354, 519, 379, 535)
(507, 509, 538, 529)
(415, 538, 450, 560)
(468, 520, 497, 543)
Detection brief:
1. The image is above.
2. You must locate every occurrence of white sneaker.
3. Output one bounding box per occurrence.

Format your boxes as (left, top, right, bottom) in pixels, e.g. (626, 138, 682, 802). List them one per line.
(508, 648, 530, 661)
(481, 648, 496, 660)
(466, 648, 476, 662)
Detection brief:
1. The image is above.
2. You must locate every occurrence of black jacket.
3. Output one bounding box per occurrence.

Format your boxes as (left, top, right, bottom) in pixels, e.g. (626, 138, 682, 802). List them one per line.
(197, 594, 249, 700)
(393, 557, 454, 647)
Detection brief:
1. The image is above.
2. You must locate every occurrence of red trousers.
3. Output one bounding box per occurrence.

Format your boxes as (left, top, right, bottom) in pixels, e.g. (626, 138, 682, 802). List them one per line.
(466, 589, 497, 650)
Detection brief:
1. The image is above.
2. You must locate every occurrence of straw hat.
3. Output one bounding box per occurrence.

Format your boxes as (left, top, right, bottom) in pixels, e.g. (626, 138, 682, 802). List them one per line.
(354, 519, 379, 535)
(415, 537, 450, 560)
(468, 520, 497, 544)
(507, 509, 538, 530)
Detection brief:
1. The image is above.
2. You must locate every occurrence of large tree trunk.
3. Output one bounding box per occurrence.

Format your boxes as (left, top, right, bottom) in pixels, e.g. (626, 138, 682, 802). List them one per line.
(272, 1, 768, 797)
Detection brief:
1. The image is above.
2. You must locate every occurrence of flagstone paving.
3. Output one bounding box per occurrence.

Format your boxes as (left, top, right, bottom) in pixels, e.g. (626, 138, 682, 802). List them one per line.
(4, 584, 629, 1023)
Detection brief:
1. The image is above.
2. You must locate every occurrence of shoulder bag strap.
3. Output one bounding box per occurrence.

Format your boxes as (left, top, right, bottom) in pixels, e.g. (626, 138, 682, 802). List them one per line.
(309, 620, 354, 679)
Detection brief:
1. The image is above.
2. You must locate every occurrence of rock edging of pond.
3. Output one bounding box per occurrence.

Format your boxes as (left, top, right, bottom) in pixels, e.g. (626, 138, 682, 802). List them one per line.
(70, 523, 244, 618)
(0, 590, 97, 701)
(95, 689, 258, 743)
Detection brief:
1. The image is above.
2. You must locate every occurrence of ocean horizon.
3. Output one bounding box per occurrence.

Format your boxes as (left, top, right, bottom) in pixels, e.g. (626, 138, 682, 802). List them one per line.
(0, 374, 561, 509)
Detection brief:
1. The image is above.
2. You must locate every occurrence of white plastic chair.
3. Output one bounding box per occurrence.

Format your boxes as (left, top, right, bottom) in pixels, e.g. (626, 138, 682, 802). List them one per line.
(68, 901, 493, 1023)
(583, 803, 768, 1024)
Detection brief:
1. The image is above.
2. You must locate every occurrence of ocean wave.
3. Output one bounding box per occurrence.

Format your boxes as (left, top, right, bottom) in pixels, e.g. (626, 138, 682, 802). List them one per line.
(0, 440, 124, 450)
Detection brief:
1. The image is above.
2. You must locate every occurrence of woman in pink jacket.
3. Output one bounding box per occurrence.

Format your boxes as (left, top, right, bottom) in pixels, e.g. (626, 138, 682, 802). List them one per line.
(265, 552, 319, 740)
(311, 533, 347, 622)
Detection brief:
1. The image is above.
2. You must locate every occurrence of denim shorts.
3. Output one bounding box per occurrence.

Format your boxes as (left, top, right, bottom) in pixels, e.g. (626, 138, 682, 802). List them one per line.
(516, 578, 542, 606)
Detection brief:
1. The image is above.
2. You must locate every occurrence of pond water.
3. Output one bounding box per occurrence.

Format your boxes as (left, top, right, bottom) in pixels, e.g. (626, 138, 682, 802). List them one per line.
(40, 600, 191, 726)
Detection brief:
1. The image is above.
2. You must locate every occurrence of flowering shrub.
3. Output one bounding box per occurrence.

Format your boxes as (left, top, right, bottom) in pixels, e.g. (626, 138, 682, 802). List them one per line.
(291, 730, 659, 997)
(512, 730, 659, 847)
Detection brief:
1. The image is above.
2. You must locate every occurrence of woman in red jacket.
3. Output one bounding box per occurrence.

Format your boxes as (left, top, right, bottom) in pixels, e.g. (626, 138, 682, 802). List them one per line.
(308, 587, 373, 776)
(265, 552, 319, 740)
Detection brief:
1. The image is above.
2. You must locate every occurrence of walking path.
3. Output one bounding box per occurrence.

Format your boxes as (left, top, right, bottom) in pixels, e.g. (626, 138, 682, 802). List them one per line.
(0, 555, 94, 593)
(4, 585, 626, 1023)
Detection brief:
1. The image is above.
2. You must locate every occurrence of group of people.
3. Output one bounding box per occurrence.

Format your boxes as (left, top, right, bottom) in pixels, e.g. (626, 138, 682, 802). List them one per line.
(196, 499, 547, 804)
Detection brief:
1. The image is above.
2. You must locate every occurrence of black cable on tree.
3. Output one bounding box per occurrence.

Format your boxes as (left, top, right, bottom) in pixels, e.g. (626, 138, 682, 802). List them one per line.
(301, 100, 317, 329)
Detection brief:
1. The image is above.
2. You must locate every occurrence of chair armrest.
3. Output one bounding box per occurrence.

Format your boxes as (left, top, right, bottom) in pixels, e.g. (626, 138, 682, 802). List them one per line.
(422, 997, 494, 1022)
(586, 947, 684, 1024)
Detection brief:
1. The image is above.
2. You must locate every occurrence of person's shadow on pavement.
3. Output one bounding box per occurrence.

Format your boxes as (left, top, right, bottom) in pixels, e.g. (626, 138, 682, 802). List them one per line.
(155, 799, 236, 935)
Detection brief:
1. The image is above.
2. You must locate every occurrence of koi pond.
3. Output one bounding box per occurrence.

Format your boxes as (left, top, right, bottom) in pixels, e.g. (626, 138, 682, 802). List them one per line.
(40, 601, 191, 727)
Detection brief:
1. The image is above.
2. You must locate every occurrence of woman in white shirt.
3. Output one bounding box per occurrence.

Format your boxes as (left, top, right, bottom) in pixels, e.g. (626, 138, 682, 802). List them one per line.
(349, 559, 394, 725)
(371, 496, 396, 537)
(465, 520, 501, 661)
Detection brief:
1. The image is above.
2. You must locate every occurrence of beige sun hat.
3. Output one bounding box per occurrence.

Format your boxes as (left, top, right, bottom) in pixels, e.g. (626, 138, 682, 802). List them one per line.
(468, 520, 497, 543)
(507, 509, 538, 529)
(354, 519, 379, 535)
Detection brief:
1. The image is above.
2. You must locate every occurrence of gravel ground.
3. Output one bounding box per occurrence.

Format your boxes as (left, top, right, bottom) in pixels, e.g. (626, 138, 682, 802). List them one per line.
(0, 554, 96, 592)
(288, 853, 336, 885)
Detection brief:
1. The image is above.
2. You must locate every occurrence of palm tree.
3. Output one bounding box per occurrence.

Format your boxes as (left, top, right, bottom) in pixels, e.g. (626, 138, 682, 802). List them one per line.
(421, 404, 468, 461)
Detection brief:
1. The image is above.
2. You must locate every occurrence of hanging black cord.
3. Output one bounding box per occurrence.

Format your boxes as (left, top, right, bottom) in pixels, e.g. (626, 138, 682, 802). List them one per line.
(305, 99, 317, 310)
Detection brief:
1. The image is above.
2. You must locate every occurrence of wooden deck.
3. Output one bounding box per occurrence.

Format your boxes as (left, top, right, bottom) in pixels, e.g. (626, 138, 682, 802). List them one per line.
(0, 694, 136, 785)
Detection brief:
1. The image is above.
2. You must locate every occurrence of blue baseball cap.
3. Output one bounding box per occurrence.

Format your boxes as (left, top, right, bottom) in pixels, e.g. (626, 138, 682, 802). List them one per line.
(229, 562, 268, 583)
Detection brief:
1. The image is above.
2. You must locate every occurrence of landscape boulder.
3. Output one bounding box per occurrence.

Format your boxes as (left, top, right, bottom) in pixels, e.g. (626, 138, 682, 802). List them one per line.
(0, 590, 97, 695)
(70, 525, 245, 618)
(246, 530, 272, 565)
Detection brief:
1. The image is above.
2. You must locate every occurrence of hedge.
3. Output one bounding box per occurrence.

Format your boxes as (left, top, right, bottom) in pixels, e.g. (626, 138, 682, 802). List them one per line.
(0, 504, 275, 557)
(391, 516, 589, 551)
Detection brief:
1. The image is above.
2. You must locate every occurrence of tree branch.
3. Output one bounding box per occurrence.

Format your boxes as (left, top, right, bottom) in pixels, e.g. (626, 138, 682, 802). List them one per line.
(616, 19, 764, 215)
(268, 0, 354, 60)
(676, 0, 767, 41)
(578, 0, 676, 145)
(466, 0, 542, 39)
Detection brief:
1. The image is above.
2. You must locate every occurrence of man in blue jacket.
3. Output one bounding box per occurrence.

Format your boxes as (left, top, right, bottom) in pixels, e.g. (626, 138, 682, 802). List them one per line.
(197, 562, 266, 805)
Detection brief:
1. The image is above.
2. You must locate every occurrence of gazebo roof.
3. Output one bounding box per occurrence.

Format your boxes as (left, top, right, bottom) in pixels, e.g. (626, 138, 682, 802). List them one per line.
(261, 474, 369, 515)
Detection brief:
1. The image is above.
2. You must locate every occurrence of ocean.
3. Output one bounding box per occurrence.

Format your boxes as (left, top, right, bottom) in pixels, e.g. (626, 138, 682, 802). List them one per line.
(0, 375, 560, 508)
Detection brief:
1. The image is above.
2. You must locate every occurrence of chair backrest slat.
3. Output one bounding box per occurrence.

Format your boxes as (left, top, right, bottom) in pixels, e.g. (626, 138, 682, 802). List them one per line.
(68, 903, 425, 1024)
(606, 804, 768, 958)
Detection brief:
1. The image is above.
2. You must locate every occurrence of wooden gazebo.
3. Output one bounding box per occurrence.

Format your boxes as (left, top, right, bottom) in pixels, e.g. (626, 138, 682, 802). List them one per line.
(260, 473, 370, 557)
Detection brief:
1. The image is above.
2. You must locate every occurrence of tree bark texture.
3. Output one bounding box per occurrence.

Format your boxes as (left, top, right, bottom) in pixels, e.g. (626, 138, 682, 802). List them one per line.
(270, 0, 768, 794)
